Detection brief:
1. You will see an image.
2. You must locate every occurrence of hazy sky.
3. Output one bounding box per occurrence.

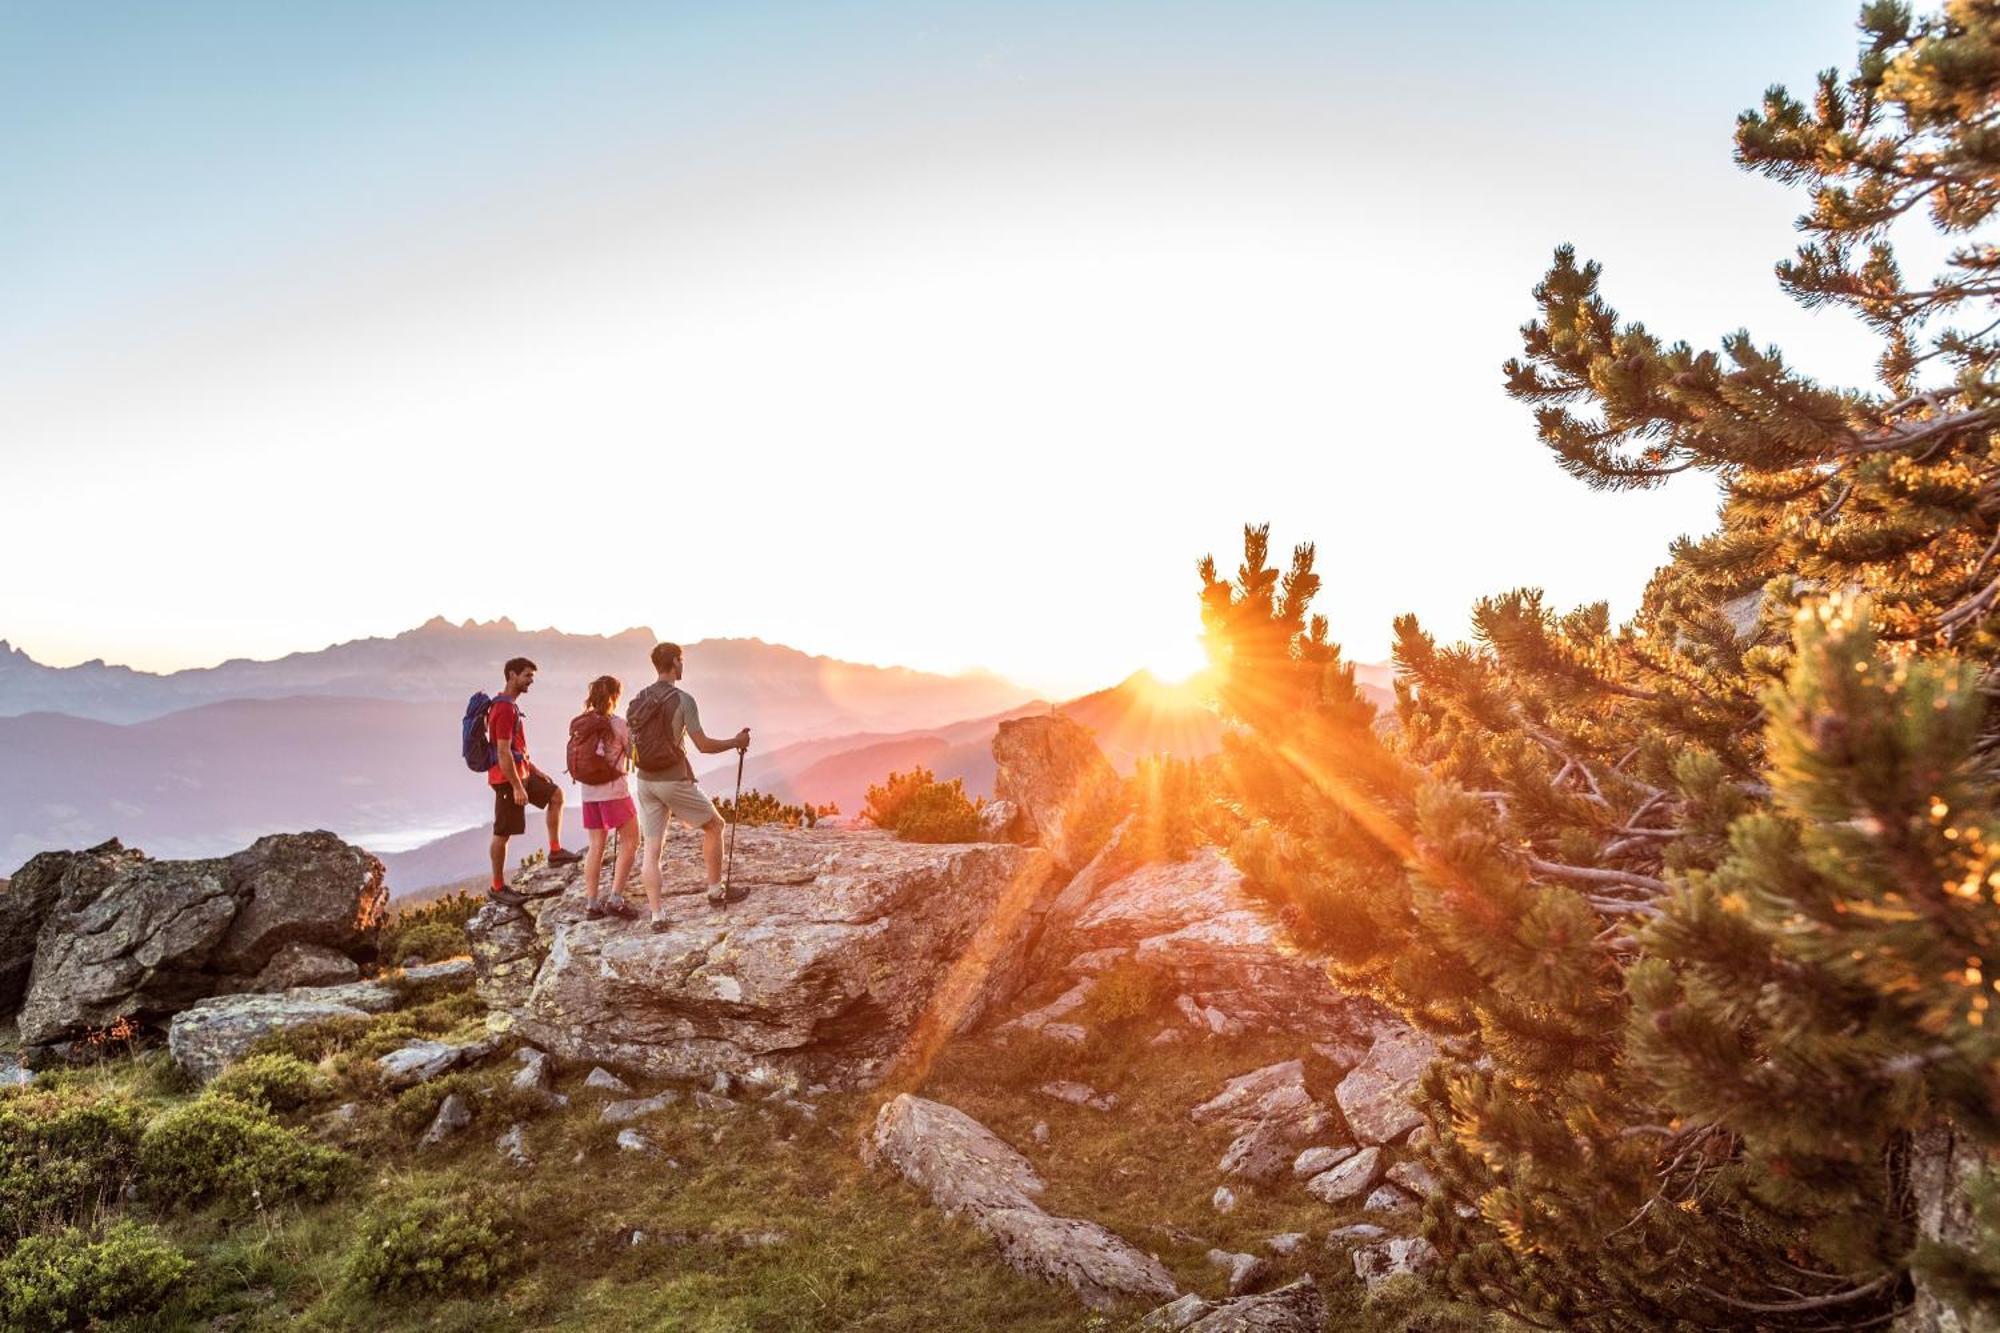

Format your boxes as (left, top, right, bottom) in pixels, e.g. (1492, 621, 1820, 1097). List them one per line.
(3, 2, 1884, 695)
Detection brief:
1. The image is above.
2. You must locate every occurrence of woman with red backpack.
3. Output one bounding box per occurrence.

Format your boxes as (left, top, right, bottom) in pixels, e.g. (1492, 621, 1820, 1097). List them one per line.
(566, 675, 640, 922)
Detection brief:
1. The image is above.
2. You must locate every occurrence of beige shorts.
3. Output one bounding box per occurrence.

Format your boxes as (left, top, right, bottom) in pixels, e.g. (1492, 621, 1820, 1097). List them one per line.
(635, 776, 719, 842)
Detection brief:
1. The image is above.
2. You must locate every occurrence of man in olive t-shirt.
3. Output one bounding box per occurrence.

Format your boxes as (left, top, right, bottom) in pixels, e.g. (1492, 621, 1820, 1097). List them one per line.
(627, 642, 750, 926)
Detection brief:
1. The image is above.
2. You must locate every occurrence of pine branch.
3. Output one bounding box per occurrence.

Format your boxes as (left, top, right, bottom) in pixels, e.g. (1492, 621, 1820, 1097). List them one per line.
(1527, 857, 1672, 895)
(1689, 1274, 1892, 1315)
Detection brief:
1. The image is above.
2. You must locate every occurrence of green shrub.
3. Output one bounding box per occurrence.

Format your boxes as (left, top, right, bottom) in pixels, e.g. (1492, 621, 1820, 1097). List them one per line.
(386, 920, 466, 967)
(138, 1093, 351, 1211)
(0, 1221, 194, 1333)
(344, 1192, 515, 1298)
(864, 767, 984, 842)
(378, 890, 480, 967)
(246, 1014, 376, 1065)
(208, 1053, 327, 1112)
(1079, 960, 1170, 1027)
(0, 1091, 146, 1241)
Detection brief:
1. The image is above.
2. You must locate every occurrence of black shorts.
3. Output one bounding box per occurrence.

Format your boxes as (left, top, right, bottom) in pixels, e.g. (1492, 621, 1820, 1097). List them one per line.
(493, 771, 559, 837)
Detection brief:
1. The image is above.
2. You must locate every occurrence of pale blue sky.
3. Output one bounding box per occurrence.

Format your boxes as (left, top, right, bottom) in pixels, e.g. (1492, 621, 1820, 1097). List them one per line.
(2, 2, 1880, 694)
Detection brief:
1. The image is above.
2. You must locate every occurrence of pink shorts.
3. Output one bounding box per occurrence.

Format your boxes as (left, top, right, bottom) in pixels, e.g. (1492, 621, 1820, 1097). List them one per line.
(582, 796, 637, 831)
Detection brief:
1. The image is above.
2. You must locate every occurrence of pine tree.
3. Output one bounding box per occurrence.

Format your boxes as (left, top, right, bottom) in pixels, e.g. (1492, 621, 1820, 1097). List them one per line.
(1198, 4, 2000, 1326)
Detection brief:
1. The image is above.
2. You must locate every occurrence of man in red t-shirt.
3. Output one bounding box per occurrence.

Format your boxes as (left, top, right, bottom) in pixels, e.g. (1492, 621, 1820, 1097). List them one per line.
(486, 656, 579, 906)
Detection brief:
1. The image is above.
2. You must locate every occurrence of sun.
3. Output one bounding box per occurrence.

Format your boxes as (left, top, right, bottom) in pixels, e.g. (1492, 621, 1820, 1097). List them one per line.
(1140, 634, 1210, 690)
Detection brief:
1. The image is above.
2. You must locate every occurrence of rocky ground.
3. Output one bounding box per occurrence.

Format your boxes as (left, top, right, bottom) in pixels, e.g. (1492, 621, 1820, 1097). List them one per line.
(0, 715, 1488, 1330)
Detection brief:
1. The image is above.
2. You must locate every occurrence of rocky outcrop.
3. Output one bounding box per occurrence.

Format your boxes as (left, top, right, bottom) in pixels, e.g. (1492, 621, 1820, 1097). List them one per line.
(0, 840, 117, 1011)
(10, 833, 386, 1051)
(1900, 1121, 2000, 1333)
(992, 715, 1123, 873)
(1142, 1277, 1325, 1332)
(1024, 847, 1385, 1047)
(867, 1094, 1178, 1312)
(1190, 1061, 1343, 1186)
(468, 825, 1058, 1090)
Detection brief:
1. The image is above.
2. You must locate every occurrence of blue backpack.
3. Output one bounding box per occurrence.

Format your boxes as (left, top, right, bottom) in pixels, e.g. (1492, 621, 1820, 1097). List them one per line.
(462, 692, 496, 772)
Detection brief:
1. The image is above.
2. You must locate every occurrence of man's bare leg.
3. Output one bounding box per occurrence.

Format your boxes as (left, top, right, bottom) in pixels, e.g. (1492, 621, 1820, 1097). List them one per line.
(489, 834, 507, 886)
(545, 789, 564, 850)
(702, 818, 724, 889)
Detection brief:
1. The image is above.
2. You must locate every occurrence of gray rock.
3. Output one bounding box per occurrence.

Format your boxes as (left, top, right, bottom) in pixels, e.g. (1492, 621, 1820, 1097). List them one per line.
(1140, 1277, 1325, 1332)
(1040, 1022, 1088, 1046)
(693, 1090, 738, 1113)
(975, 1207, 1179, 1312)
(1304, 1146, 1383, 1205)
(15, 833, 384, 1049)
(0, 841, 94, 1012)
(1334, 1027, 1436, 1145)
(466, 827, 1059, 1091)
(1193, 1062, 1337, 1184)
(1066, 948, 1131, 975)
(1039, 1081, 1118, 1112)
(1351, 1236, 1439, 1289)
(250, 941, 360, 991)
(0, 1050, 34, 1087)
(1212, 1186, 1238, 1214)
(1385, 1159, 1438, 1198)
(1264, 1233, 1307, 1257)
(1206, 1248, 1269, 1296)
(399, 958, 474, 985)
(1327, 1223, 1391, 1244)
(512, 1047, 552, 1092)
(1150, 1027, 1185, 1046)
(1191, 1062, 1306, 1128)
(376, 1040, 463, 1089)
(496, 1122, 533, 1169)
(584, 1067, 632, 1094)
(867, 1094, 1177, 1311)
(167, 981, 396, 1083)
(709, 1070, 734, 1096)
(1005, 978, 1097, 1033)
(992, 715, 1124, 874)
(615, 1128, 655, 1154)
(600, 1092, 678, 1125)
(1031, 1120, 1050, 1145)
(419, 1092, 472, 1148)
(1292, 1145, 1355, 1179)
(1364, 1185, 1415, 1214)
(977, 798, 1025, 843)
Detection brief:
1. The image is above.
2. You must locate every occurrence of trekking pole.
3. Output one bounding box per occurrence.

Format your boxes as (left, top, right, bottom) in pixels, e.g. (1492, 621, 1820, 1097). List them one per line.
(723, 743, 746, 898)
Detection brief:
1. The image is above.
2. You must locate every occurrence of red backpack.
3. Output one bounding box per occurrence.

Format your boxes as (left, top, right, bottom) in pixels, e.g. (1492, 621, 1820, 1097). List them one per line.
(565, 712, 623, 787)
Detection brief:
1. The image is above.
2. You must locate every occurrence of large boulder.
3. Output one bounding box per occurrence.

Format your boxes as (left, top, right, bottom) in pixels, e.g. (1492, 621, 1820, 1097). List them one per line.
(868, 1094, 1178, 1312)
(992, 715, 1124, 872)
(13, 833, 386, 1051)
(469, 824, 1059, 1090)
(0, 840, 135, 1011)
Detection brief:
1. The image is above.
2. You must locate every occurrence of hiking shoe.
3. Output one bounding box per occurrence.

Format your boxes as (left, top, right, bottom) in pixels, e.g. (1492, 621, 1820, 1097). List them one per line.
(585, 901, 609, 921)
(487, 886, 530, 909)
(546, 848, 582, 867)
(707, 883, 748, 906)
(649, 915, 671, 934)
(599, 895, 639, 921)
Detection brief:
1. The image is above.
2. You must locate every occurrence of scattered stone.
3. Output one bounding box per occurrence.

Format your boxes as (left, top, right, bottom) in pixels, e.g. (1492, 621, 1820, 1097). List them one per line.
(1150, 1028, 1185, 1046)
(584, 1067, 632, 1094)
(0, 1051, 33, 1087)
(709, 1070, 733, 1096)
(1139, 1277, 1325, 1332)
(376, 1041, 461, 1090)
(1212, 1186, 1238, 1214)
(1293, 1145, 1356, 1179)
(1206, 1248, 1269, 1296)
(1191, 1062, 1306, 1127)
(1194, 1061, 1338, 1185)
(400, 958, 475, 985)
(1333, 1027, 1437, 1146)
(1351, 1236, 1440, 1289)
(1304, 1146, 1383, 1205)
(513, 1047, 552, 1092)
(1264, 1232, 1307, 1257)
(1326, 1223, 1391, 1244)
(866, 1094, 1179, 1312)
(777, 1097, 818, 1121)
(1039, 1023, 1088, 1046)
(419, 1093, 472, 1148)
(1364, 1185, 1416, 1214)
(600, 1092, 678, 1126)
(1006, 979, 1097, 1033)
(693, 1090, 738, 1113)
(496, 1122, 533, 1169)
(628, 1229, 647, 1247)
(735, 1230, 788, 1248)
(1031, 1120, 1050, 1146)
(1385, 1159, 1438, 1197)
(1039, 1081, 1118, 1112)
(615, 1128, 655, 1154)
(167, 982, 396, 1084)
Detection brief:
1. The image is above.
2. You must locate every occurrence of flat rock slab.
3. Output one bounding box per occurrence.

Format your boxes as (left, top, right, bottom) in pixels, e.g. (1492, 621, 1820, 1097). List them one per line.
(1141, 1277, 1326, 1332)
(869, 1094, 1177, 1312)
(168, 979, 398, 1083)
(469, 826, 1057, 1090)
(1334, 1028, 1437, 1145)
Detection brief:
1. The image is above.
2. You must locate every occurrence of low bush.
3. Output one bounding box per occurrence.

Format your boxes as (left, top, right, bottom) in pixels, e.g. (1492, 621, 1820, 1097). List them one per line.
(379, 891, 480, 966)
(344, 1191, 515, 1298)
(717, 788, 839, 828)
(208, 1052, 327, 1112)
(0, 1221, 195, 1333)
(246, 1014, 377, 1066)
(1123, 755, 1215, 865)
(138, 1092, 351, 1212)
(1079, 960, 1171, 1027)
(864, 767, 985, 843)
(0, 1091, 146, 1241)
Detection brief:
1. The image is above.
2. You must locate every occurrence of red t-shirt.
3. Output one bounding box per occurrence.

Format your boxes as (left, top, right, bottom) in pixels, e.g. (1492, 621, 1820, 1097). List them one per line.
(487, 695, 533, 786)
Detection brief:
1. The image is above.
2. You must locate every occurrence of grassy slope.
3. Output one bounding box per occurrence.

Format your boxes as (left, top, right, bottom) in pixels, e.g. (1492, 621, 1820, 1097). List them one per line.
(1, 968, 1481, 1332)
